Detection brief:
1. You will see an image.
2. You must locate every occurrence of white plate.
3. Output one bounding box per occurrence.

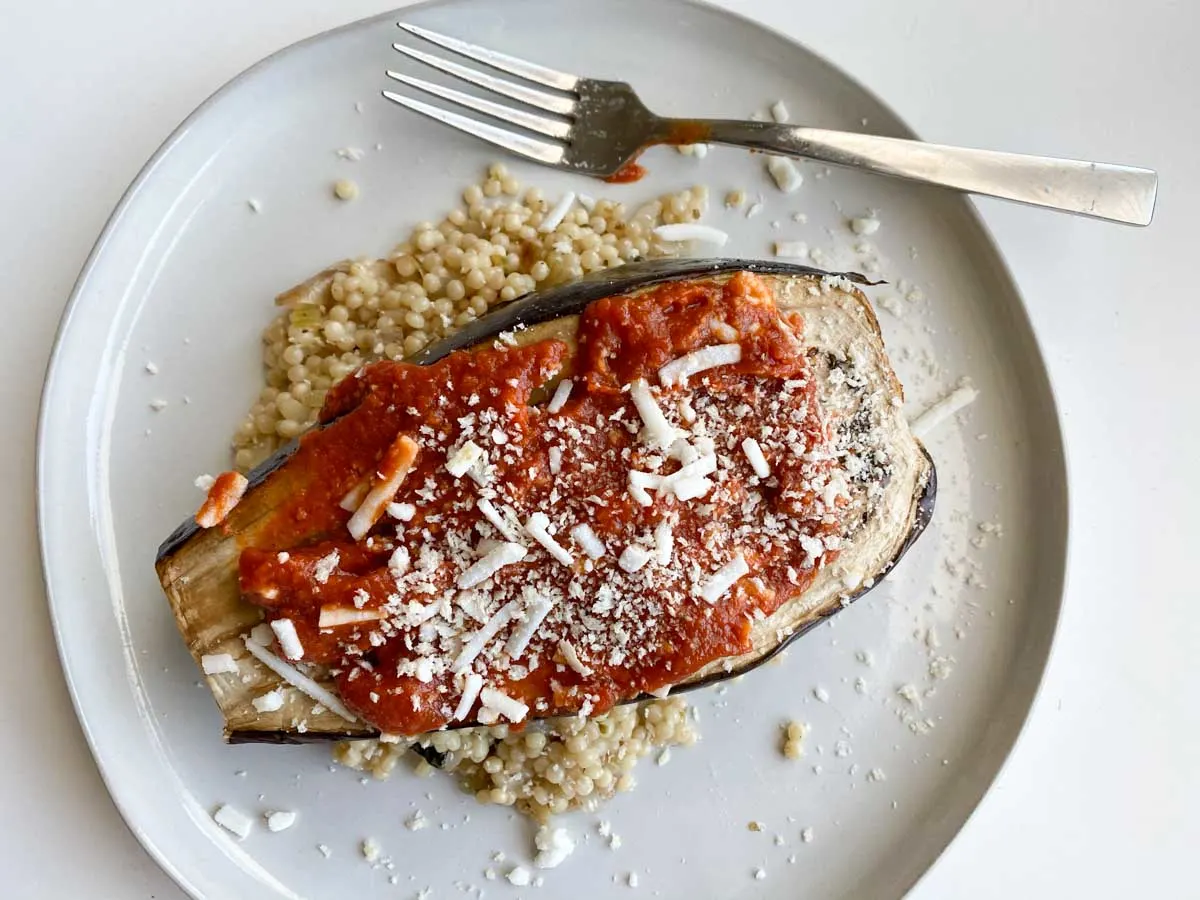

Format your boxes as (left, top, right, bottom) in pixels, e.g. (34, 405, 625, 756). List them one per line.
(37, 1, 1067, 897)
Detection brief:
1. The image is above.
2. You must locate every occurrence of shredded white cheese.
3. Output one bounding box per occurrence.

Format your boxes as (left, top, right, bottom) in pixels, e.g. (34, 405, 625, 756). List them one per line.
(317, 606, 384, 628)
(242, 637, 358, 722)
(538, 192, 576, 233)
(741, 437, 771, 478)
(773, 240, 809, 259)
(628, 470, 662, 506)
(629, 378, 677, 450)
(618, 545, 653, 573)
(451, 599, 521, 672)
(201, 653, 238, 675)
(548, 445, 562, 474)
(652, 223, 729, 246)
(653, 522, 674, 565)
(698, 554, 750, 603)
(456, 542, 528, 589)
(453, 672, 484, 720)
(480, 686, 529, 723)
(347, 435, 419, 540)
(270, 618, 304, 660)
(339, 481, 368, 511)
(547, 379, 573, 414)
(658, 344, 742, 388)
(671, 475, 713, 502)
(504, 594, 554, 658)
(767, 156, 804, 193)
(558, 640, 592, 676)
(524, 512, 574, 567)
(910, 381, 979, 439)
(771, 100, 790, 122)
(477, 498, 523, 543)
(571, 523, 606, 559)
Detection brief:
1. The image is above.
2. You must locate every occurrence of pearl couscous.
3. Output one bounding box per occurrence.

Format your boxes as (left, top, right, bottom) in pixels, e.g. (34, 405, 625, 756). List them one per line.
(335, 697, 697, 822)
(230, 165, 709, 818)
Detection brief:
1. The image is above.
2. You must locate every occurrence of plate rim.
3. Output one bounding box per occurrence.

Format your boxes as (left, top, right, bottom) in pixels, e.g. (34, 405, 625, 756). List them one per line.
(35, 2, 1070, 897)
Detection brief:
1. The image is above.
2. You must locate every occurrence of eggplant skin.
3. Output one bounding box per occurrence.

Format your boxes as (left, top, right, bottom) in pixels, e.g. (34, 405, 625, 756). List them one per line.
(157, 259, 933, 744)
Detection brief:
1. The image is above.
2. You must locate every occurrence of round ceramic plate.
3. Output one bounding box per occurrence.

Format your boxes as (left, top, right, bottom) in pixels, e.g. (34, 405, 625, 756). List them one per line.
(38, 1, 1067, 897)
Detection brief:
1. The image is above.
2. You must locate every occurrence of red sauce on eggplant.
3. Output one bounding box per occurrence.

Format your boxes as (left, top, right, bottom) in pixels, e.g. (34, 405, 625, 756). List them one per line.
(236, 273, 846, 735)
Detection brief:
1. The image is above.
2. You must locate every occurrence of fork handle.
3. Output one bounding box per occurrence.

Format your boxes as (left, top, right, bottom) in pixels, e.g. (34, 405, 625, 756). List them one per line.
(687, 121, 1157, 226)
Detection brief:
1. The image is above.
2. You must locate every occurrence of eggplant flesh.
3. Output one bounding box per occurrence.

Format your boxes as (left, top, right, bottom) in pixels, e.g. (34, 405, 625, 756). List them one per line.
(155, 259, 934, 744)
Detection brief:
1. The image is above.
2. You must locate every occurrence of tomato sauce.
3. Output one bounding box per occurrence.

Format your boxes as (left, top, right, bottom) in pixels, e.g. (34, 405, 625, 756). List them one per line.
(237, 273, 845, 735)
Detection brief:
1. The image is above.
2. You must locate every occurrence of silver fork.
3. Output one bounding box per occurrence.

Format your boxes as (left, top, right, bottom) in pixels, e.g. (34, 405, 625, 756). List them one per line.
(384, 23, 1157, 226)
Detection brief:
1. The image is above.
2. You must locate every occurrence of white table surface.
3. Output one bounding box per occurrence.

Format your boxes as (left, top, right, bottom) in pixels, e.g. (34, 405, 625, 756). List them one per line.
(4, 1, 1197, 897)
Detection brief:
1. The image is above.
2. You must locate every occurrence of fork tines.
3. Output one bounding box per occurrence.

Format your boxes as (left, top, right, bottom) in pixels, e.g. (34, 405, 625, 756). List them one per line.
(385, 23, 579, 164)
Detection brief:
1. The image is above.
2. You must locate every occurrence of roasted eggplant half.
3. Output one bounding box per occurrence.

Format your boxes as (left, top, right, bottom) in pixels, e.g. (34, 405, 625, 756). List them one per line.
(156, 258, 934, 744)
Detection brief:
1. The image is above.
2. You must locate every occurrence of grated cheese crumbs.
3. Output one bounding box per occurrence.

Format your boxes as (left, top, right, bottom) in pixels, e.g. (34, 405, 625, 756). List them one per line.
(850, 215, 880, 235)
(266, 810, 297, 832)
(252, 690, 284, 713)
(213, 804, 253, 840)
(387, 501, 416, 521)
(533, 825, 576, 869)
(446, 440, 485, 478)
(312, 550, 339, 585)
(506, 866, 532, 887)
